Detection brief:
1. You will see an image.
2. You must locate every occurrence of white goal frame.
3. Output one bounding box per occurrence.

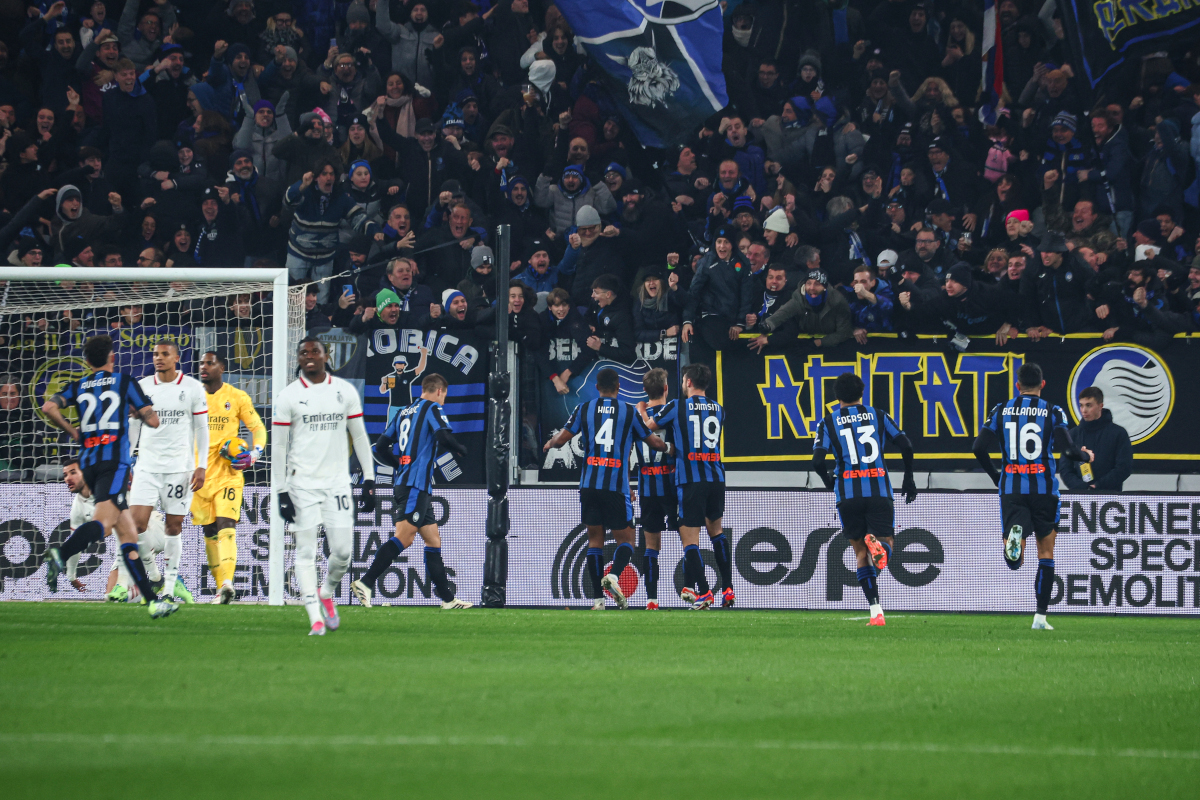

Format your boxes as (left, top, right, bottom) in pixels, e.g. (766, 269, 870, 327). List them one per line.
(2, 267, 293, 605)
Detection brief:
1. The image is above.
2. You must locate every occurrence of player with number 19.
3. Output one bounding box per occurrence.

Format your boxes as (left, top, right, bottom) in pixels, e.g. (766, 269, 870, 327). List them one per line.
(811, 373, 918, 627)
(352, 373, 474, 610)
(544, 368, 668, 610)
(973, 363, 1093, 630)
(273, 338, 377, 636)
(639, 363, 730, 610)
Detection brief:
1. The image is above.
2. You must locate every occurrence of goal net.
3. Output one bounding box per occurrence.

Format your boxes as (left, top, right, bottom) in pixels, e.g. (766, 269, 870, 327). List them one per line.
(0, 267, 302, 604)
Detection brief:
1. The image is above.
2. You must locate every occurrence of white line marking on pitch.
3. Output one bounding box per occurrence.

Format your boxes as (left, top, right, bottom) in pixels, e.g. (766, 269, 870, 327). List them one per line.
(0, 733, 1194, 761)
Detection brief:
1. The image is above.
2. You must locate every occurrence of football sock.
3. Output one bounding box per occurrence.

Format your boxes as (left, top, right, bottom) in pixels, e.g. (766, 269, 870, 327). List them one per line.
(216, 527, 237, 586)
(361, 536, 404, 589)
(204, 534, 221, 586)
(881, 541, 893, 567)
(66, 553, 80, 582)
(586, 547, 604, 598)
(120, 543, 158, 602)
(163, 535, 182, 589)
(59, 520, 104, 560)
(424, 547, 455, 602)
(857, 566, 880, 606)
(1035, 558, 1055, 614)
(322, 527, 353, 597)
(683, 545, 709, 595)
(643, 548, 659, 601)
(138, 523, 165, 583)
(710, 532, 733, 590)
(610, 542, 634, 581)
(294, 527, 322, 626)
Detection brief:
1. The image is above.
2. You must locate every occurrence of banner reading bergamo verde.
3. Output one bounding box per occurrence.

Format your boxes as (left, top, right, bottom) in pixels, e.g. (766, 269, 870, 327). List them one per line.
(1060, 0, 1200, 89)
(2, 487, 1198, 614)
(716, 337, 1195, 473)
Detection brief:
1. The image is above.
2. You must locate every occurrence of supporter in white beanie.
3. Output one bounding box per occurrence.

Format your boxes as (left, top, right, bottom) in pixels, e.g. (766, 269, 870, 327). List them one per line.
(763, 207, 789, 234)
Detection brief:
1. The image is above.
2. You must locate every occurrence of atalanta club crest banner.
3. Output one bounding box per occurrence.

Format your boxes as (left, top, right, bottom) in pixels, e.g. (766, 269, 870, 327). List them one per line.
(4, 486, 1198, 615)
(717, 337, 1197, 473)
(555, 0, 728, 148)
(1060, 0, 1200, 89)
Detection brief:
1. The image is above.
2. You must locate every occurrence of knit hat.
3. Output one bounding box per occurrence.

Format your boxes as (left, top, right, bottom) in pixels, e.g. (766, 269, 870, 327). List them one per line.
(441, 178, 464, 195)
(604, 162, 626, 179)
(349, 159, 371, 176)
(1050, 111, 1077, 132)
(252, 99, 275, 115)
(298, 112, 321, 134)
(928, 136, 949, 152)
(562, 163, 584, 180)
(156, 42, 183, 60)
(441, 114, 465, 129)
(947, 262, 974, 288)
(375, 288, 402, 311)
(228, 148, 253, 168)
(489, 124, 514, 140)
(348, 233, 373, 255)
(415, 118, 435, 135)
(713, 226, 735, 244)
(528, 60, 556, 94)
(442, 288, 466, 310)
(526, 237, 550, 260)
(805, 268, 828, 285)
(347, 112, 369, 129)
(346, 3, 371, 26)
(456, 90, 479, 106)
(62, 235, 89, 263)
(1005, 209, 1030, 223)
(763, 206, 792, 235)
(471, 245, 494, 268)
(227, 43, 252, 62)
(575, 204, 601, 227)
(17, 237, 43, 258)
(876, 249, 899, 268)
(281, 45, 299, 62)
(732, 195, 755, 215)
(1039, 230, 1069, 253)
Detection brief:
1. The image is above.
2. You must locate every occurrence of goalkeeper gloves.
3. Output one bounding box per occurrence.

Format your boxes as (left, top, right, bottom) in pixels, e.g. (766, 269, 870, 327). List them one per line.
(232, 445, 262, 471)
(277, 491, 295, 523)
(358, 479, 376, 513)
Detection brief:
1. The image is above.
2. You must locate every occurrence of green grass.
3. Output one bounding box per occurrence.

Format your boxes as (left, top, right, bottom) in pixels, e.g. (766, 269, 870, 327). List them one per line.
(0, 603, 1196, 799)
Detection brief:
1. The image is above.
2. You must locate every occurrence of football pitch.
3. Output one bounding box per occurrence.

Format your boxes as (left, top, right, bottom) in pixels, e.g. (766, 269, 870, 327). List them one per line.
(0, 604, 1195, 799)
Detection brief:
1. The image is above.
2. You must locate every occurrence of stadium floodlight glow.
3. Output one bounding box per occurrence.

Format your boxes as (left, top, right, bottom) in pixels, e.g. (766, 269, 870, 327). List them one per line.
(0, 266, 303, 606)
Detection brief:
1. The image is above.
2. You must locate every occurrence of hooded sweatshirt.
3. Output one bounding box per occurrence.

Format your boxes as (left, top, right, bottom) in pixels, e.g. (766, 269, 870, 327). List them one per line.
(533, 165, 617, 235)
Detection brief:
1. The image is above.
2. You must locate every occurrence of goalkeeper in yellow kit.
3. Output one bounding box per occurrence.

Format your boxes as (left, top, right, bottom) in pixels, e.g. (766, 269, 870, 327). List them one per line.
(192, 351, 267, 603)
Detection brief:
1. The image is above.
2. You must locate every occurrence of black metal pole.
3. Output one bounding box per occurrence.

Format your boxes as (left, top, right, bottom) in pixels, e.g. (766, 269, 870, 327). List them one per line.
(482, 224, 511, 607)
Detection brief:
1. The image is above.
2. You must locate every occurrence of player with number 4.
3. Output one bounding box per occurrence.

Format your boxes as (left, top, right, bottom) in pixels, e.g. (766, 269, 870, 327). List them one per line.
(274, 338, 376, 635)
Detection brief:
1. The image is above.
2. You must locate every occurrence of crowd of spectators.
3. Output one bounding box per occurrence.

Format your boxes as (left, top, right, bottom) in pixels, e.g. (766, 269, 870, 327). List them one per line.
(0, 0, 1198, 470)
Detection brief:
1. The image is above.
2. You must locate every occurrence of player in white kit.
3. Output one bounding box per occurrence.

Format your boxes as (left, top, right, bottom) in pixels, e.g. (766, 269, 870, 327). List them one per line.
(128, 343, 209, 603)
(274, 337, 376, 635)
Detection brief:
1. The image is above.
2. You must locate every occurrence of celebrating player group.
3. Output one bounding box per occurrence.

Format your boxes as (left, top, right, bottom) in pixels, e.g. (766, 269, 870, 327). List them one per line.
(38, 333, 1094, 633)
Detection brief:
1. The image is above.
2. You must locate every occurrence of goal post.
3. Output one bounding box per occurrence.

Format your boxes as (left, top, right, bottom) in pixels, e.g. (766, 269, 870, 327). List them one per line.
(0, 267, 301, 605)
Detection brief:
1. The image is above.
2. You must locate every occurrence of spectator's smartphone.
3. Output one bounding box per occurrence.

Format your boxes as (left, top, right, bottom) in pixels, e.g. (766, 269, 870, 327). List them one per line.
(342, 285, 354, 297)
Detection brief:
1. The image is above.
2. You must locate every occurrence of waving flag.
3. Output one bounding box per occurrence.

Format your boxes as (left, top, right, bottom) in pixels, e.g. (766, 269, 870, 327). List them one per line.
(555, 0, 728, 149)
(978, 0, 1005, 125)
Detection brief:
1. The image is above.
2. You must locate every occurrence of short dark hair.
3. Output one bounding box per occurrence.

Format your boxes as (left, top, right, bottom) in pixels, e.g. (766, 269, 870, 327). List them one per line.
(204, 350, 227, 369)
(596, 368, 620, 394)
(312, 157, 340, 181)
(834, 372, 864, 403)
(1080, 386, 1104, 404)
(643, 368, 668, 400)
(682, 363, 711, 392)
(1017, 362, 1044, 390)
(421, 373, 449, 393)
(297, 336, 326, 354)
(62, 457, 79, 469)
(83, 335, 114, 368)
(153, 340, 181, 356)
(591, 274, 621, 295)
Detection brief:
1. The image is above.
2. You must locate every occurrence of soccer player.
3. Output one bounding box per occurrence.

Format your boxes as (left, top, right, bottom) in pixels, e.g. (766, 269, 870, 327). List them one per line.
(351, 373, 474, 610)
(812, 372, 918, 627)
(544, 368, 668, 610)
(61, 457, 100, 593)
(128, 343, 208, 603)
(274, 338, 377, 635)
(973, 363, 1093, 630)
(41, 334, 178, 619)
(192, 350, 267, 604)
(639, 363, 729, 610)
(632, 368, 677, 610)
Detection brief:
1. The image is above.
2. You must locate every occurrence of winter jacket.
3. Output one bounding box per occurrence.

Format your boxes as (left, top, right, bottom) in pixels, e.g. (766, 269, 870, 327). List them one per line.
(283, 181, 378, 260)
(1094, 125, 1135, 215)
(573, 298, 636, 371)
(376, 2, 438, 88)
(632, 296, 683, 342)
(911, 282, 1017, 336)
(194, 205, 245, 267)
(100, 81, 157, 168)
(841, 279, 895, 332)
(232, 92, 291, 183)
(762, 285, 853, 347)
(1019, 256, 1095, 333)
(117, 0, 175, 70)
(1138, 118, 1191, 220)
(272, 133, 343, 187)
(1058, 409, 1132, 492)
(567, 236, 625, 308)
(533, 172, 616, 236)
(684, 250, 749, 326)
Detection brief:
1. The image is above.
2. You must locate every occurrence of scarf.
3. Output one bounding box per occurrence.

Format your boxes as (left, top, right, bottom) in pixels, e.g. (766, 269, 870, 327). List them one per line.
(846, 229, 871, 265)
(384, 95, 416, 138)
(933, 168, 950, 202)
(231, 170, 261, 221)
(832, 8, 849, 44)
(806, 291, 826, 308)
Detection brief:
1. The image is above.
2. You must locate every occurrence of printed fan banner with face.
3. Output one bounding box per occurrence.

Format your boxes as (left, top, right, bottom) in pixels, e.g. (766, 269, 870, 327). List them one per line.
(554, 0, 728, 148)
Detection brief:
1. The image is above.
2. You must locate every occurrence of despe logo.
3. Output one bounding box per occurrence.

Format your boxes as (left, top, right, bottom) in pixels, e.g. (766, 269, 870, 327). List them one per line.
(1067, 344, 1173, 443)
(30, 356, 90, 426)
(550, 524, 947, 601)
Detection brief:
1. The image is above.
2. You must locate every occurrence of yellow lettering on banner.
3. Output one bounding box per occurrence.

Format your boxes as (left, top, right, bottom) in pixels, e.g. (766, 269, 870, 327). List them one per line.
(1096, 0, 1194, 49)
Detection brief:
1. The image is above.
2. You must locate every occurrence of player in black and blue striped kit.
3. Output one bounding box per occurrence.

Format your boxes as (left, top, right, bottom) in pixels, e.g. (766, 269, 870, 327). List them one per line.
(353, 373, 474, 610)
(640, 363, 731, 610)
(974, 363, 1093, 630)
(544, 368, 668, 610)
(632, 368, 677, 610)
(40, 335, 178, 619)
(812, 373, 918, 627)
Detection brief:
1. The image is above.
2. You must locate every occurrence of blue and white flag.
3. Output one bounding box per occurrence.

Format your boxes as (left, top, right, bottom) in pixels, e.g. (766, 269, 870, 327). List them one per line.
(555, 0, 728, 149)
